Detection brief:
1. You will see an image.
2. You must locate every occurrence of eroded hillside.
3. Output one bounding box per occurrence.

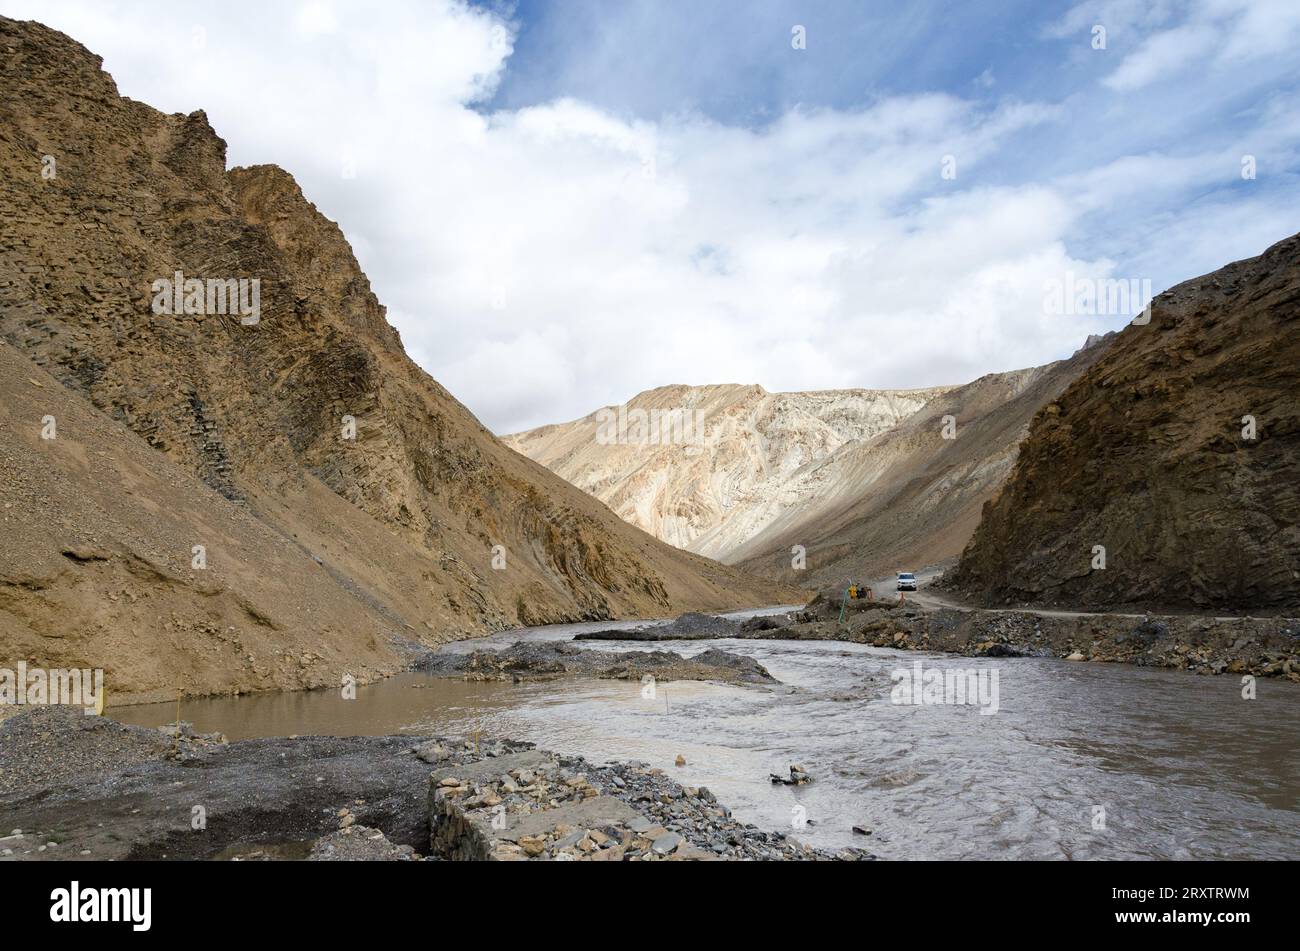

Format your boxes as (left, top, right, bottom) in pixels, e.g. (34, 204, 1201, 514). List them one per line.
(0, 17, 793, 702)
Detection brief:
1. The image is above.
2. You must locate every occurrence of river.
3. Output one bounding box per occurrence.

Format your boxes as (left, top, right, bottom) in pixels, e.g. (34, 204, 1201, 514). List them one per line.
(110, 608, 1300, 860)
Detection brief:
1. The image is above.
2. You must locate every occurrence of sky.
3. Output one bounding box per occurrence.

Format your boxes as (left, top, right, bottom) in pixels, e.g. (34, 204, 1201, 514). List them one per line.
(4, 0, 1298, 433)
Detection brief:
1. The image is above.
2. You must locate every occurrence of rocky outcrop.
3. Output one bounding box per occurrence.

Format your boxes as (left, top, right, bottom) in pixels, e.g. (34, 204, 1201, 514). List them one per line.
(0, 17, 792, 702)
(950, 234, 1300, 612)
(503, 383, 949, 556)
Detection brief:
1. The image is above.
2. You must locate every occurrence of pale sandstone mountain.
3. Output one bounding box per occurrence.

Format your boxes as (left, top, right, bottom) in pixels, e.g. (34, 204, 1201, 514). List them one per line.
(951, 234, 1300, 612)
(509, 345, 1113, 588)
(0, 18, 794, 703)
(503, 383, 951, 558)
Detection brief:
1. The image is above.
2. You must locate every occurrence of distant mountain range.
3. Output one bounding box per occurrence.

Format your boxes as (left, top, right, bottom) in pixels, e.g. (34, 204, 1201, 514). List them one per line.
(507, 340, 1113, 587)
(504, 384, 949, 558)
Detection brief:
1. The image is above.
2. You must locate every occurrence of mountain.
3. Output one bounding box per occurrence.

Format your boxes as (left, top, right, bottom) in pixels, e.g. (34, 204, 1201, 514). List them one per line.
(728, 340, 1113, 585)
(0, 17, 791, 703)
(949, 234, 1300, 612)
(503, 383, 950, 557)
(508, 344, 1112, 588)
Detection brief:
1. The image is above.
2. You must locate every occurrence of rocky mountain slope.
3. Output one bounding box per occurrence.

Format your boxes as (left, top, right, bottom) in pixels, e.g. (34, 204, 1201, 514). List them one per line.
(504, 383, 950, 557)
(0, 17, 792, 703)
(730, 340, 1113, 586)
(949, 234, 1300, 612)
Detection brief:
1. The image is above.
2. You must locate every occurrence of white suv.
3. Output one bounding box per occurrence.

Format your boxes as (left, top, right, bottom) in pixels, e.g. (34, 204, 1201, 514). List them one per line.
(896, 572, 917, 591)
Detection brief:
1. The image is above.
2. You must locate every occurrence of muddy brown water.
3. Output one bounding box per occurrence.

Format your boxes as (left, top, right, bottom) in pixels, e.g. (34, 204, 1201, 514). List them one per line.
(111, 608, 1300, 859)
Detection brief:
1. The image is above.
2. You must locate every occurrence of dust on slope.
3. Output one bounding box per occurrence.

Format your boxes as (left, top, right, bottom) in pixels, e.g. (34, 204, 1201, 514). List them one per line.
(949, 234, 1300, 612)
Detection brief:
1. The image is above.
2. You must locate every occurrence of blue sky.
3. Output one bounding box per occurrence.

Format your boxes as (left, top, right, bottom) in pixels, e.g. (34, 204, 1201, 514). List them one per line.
(6, 0, 1299, 432)
(484, 0, 1300, 294)
(490, 0, 1069, 119)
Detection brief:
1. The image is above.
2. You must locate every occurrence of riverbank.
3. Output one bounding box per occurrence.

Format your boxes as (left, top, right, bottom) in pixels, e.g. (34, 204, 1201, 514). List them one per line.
(576, 599, 1300, 680)
(0, 707, 871, 862)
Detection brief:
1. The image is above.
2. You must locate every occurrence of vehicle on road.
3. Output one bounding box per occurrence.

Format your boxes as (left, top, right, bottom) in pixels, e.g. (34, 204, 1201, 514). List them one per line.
(897, 572, 917, 591)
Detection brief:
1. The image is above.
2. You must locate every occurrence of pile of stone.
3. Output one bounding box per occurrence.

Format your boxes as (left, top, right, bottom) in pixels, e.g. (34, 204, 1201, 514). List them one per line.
(308, 822, 419, 861)
(421, 742, 869, 862)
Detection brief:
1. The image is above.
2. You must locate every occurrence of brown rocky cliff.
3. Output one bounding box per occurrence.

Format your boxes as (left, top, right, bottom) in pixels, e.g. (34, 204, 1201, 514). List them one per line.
(950, 233, 1300, 612)
(0, 17, 794, 701)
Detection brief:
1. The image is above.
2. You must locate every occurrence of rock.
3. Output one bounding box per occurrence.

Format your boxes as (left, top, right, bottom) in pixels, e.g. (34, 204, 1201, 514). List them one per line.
(982, 643, 1024, 657)
(518, 835, 546, 857)
(770, 765, 813, 786)
(852, 825, 872, 836)
(740, 615, 792, 633)
(552, 831, 585, 851)
(675, 755, 686, 767)
(1065, 652, 1087, 661)
(414, 741, 453, 764)
(651, 832, 684, 855)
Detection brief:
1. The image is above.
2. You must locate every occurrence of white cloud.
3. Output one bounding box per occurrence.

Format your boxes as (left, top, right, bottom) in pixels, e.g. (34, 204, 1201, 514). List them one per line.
(2, 0, 1295, 433)
(1066, 0, 1300, 92)
(294, 2, 339, 36)
(1102, 22, 1219, 90)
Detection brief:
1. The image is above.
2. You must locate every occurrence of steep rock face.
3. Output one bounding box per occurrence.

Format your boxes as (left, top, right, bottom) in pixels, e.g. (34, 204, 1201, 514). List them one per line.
(0, 17, 791, 701)
(730, 341, 1112, 586)
(950, 234, 1300, 611)
(504, 383, 949, 557)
